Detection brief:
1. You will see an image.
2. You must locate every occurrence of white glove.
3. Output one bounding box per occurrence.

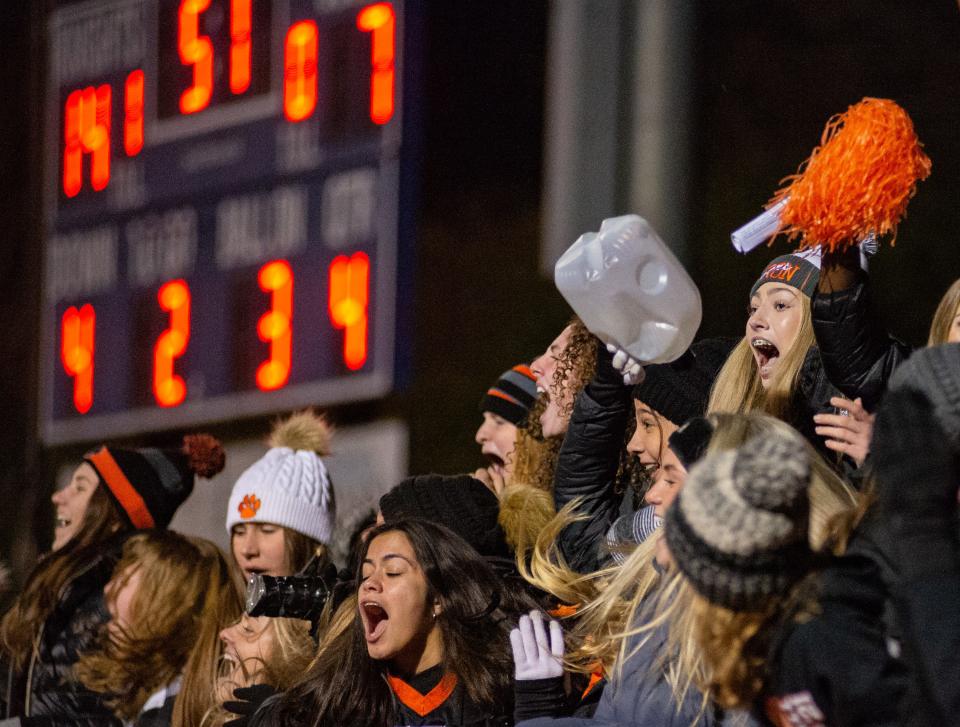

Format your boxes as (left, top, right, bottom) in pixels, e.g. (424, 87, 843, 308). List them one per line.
(510, 610, 564, 680)
(607, 343, 645, 386)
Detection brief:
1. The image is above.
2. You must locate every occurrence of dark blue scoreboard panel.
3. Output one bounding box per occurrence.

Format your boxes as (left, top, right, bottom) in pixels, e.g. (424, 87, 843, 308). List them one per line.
(41, 0, 409, 444)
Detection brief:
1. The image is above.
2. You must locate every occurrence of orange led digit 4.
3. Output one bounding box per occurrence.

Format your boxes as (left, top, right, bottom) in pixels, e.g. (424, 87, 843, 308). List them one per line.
(328, 252, 370, 370)
(61, 305, 95, 414)
(283, 20, 319, 122)
(153, 280, 191, 407)
(356, 2, 396, 125)
(178, 0, 214, 114)
(63, 85, 111, 197)
(230, 0, 252, 94)
(256, 260, 293, 391)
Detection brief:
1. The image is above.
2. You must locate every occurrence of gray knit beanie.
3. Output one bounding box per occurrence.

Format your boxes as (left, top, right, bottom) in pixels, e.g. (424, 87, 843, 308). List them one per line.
(887, 343, 960, 452)
(665, 427, 813, 611)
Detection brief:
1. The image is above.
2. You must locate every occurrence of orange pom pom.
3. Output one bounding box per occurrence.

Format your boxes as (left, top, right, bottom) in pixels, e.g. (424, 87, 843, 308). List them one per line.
(768, 97, 931, 252)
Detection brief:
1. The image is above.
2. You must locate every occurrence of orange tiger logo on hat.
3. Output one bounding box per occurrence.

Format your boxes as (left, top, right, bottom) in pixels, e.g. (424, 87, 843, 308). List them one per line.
(239, 494, 261, 519)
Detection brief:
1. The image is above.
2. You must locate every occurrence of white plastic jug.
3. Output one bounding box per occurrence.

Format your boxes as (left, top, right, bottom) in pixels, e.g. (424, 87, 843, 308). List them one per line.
(554, 215, 702, 364)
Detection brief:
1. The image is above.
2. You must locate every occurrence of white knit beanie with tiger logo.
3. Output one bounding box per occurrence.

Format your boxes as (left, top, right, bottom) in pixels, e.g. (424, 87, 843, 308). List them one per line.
(226, 411, 336, 544)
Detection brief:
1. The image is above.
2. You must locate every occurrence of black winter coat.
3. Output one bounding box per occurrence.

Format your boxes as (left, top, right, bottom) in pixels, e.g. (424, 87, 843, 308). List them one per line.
(762, 551, 909, 727)
(552, 352, 635, 575)
(795, 278, 910, 467)
(4, 535, 126, 727)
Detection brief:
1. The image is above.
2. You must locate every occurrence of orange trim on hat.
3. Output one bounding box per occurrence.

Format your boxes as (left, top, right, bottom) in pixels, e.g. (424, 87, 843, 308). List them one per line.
(87, 448, 155, 529)
(487, 390, 521, 405)
(386, 671, 458, 717)
(513, 364, 536, 380)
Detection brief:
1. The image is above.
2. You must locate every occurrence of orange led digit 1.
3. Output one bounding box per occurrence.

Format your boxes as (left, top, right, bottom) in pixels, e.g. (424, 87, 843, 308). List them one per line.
(356, 2, 396, 125)
(63, 85, 112, 197)
(60, 304, 95, 414)
(328, 252, 370, 370)
(124, 70, 144, 157)
(230, 0, 252, 95)
(256, 260, 293, 391)
(178, 0, 214, 114)
(283, 20, 319, 123)
(153, 280, 191, 407)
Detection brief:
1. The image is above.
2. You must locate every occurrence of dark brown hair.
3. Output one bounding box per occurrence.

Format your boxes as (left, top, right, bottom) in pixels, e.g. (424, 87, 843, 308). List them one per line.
(259, 519, 523, 727)
(1, 480, 129, 669)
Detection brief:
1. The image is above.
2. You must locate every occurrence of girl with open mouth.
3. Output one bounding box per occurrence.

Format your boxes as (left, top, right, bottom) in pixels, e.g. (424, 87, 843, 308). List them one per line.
(474, 363, 538, 490)
(247, 519, 524, 726)
(0, 434, 224, 726)
(708, 246, 907, 466)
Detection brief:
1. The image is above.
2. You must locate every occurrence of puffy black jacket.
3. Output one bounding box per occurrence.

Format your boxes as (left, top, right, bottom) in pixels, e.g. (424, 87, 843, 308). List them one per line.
(811, 277, 910, 413)
(788, 278, 909, 469)
(552, 348, 634, 575)
(5, 535, 126, 727)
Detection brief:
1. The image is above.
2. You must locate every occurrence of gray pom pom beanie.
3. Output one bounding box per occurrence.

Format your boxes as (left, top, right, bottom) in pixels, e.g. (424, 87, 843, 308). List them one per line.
(665, 427, 813, 611)
(887, 343, 960, 452)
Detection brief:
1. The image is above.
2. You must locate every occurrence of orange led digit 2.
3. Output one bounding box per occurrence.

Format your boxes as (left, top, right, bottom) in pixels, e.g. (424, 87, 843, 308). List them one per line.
(41, 0, 415, 444)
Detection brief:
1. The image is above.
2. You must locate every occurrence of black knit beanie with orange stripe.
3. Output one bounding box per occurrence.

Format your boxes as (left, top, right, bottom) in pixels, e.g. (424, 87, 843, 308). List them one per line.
(479, 364, 538, 426)
(85, 434, 225, 529)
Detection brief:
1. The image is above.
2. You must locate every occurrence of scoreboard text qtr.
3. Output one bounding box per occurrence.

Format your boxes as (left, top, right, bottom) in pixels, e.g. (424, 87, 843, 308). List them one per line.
(42, 0, 408, 444)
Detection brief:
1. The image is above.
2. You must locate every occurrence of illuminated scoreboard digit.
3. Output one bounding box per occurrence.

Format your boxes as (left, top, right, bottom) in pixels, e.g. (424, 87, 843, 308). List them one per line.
(41, 0, 412, 444)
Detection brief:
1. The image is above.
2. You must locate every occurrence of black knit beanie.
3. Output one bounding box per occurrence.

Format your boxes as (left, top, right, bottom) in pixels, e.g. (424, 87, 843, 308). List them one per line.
(666, 428, 813, 611)
(750, 250, 822, 299)
(632, 339, 735, 426)
(85, 434, 226, 529)
(479, 364, 538, 426)
(668, 416, 715, 470)
(379, 474, 511, 559)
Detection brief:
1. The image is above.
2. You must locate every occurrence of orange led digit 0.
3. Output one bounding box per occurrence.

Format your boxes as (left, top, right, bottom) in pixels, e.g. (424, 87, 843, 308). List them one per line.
(124, 69, 144, 156)
(63, 84, 112, 197)
(356, 2, 396, 125)
(230, 0, 252, 94)
(328, 252, 370, 370)
(153, 280, 191, 407)
(178, 0, 214, 114)
(256, 260, 294, 391)
(283, 20, 319, 123)
(60, 304, 95, 414)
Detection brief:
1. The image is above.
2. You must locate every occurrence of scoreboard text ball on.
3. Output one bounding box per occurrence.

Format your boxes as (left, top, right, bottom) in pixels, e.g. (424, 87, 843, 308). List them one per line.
(41, 0, 408, 445)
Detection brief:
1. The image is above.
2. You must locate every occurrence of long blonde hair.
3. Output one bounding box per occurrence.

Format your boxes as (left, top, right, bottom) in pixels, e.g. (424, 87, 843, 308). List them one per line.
(522, 413, 857, 713)
(75, 531, 242, 726)
(671, 418, 862, 711)
(708, 295, 814, 420)
(928, 278, 960, 346)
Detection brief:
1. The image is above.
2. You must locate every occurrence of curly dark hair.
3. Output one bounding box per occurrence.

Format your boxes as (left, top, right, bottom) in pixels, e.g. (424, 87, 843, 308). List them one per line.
(552, 317, 599, 419)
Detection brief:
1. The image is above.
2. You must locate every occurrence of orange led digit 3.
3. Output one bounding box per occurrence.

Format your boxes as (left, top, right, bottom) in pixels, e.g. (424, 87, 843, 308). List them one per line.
(42, 0, 415, 444)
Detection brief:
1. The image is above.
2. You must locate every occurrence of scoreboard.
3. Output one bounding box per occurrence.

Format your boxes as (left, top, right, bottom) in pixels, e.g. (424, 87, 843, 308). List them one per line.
(41, 0, 412, 444)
